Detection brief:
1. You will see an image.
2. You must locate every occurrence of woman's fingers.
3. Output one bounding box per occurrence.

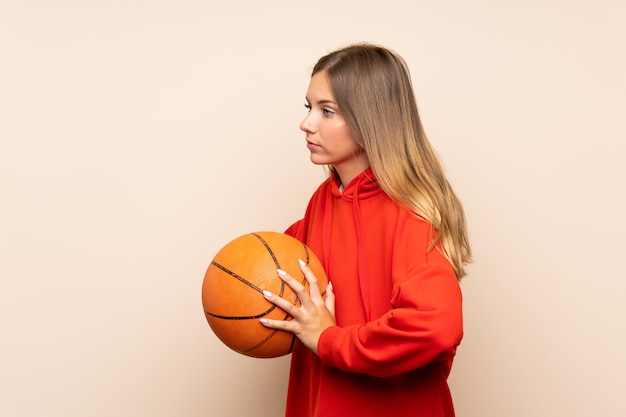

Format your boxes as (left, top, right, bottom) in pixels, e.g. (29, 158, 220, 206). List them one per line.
(261, 266, 312, 322)
(262, 285, 299, 318)
(260, 289, 299, 332)
(277, 267, 311, 310)
(297, 259, 324, 305)
(260, 260, 336, 354)
(324, 281, 335, 316)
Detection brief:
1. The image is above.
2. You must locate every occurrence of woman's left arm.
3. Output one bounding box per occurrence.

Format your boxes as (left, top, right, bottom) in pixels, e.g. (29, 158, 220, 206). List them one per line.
(317, 261, 463, 377)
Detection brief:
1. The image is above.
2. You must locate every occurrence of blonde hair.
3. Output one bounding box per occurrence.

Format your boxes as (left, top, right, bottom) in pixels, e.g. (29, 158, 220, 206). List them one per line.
(313, 43, 472, 279)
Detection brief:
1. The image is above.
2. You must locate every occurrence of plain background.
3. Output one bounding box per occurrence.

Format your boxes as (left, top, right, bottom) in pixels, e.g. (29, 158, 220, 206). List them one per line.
(1, 1, 625, 416)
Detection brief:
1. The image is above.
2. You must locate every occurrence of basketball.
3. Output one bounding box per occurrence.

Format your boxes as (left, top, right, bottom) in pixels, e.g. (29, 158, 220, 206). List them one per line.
(202, 231, 328, 358)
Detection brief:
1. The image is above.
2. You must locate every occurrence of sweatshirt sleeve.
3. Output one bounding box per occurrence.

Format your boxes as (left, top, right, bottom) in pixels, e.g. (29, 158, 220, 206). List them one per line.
(284, 220, 303, 239)
(317, 256, 463, 378)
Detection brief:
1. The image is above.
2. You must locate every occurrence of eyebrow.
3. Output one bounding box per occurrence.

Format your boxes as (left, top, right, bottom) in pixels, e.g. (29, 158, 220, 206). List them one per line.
(305, 97, 337, 106)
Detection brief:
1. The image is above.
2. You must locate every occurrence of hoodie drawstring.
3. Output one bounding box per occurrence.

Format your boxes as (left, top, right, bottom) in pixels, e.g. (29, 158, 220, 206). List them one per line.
(351, 177, 372, 320)
(323, 171, 377, 321)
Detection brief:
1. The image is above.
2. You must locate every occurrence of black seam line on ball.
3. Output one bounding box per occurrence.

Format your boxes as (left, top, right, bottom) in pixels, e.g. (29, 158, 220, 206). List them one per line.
(242, 311, 292, 354)
(242, 328, 280, 353)
(204, 309, 275, 320)
(205, 261, 280, 320)
(252, 232, 287, 298)
(251, 233, 281, 269)
(210, 260, 265, 293)
(302, 243, 311, 265)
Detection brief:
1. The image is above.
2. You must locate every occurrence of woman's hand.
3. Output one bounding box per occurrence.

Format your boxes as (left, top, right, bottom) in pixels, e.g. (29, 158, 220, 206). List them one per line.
(260, 259, 336, 355)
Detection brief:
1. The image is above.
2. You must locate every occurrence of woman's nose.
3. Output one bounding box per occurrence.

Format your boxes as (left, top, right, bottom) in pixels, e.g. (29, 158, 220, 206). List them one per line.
(300, 113, 315, 133)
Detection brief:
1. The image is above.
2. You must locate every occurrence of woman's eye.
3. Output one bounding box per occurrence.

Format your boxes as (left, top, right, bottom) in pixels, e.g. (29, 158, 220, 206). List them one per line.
(322, 108, 335, 116)
(304, 103, 312, 111)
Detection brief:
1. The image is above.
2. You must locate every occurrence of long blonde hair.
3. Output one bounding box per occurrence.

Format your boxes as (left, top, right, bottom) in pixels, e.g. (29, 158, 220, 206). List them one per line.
(313, 43, 472, 279)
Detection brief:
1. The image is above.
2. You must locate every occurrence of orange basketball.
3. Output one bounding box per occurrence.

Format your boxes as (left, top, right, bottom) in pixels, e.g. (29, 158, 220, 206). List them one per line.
(202, 231, 328, 358)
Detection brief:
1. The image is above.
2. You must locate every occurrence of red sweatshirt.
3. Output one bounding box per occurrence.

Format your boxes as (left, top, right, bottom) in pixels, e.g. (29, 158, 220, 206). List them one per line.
(284, 168, 463, 417)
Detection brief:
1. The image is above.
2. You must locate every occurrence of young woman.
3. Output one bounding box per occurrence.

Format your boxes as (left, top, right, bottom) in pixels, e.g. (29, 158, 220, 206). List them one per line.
(260, 43, 472, 417)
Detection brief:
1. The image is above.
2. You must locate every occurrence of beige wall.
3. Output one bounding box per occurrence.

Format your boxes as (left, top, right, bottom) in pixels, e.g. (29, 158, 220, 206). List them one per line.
(1, 1, 625, 416)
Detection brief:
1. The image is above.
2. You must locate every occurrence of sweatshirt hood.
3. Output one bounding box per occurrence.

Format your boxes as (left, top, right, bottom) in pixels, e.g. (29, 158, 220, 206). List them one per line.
(329, 167, 381, 200)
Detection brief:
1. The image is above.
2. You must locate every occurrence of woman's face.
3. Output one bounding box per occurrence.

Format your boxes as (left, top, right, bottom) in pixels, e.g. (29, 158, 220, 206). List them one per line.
(300, 70, 369, 185)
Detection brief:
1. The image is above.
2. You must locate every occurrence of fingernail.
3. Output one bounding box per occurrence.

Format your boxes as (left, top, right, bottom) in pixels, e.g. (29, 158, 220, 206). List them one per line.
(298, 259, 306, 267)
(277, 269, 287, 277)
(260, 318, 269, 325)
(262, 290, 272, 298)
